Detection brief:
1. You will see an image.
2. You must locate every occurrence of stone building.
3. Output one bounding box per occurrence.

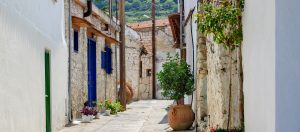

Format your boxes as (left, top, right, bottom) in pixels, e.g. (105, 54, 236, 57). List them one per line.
(128, 19, 176, 100)
(169, 1, 244, 131)
(64, 0, 120, 119)
(124, 26, 142, 100)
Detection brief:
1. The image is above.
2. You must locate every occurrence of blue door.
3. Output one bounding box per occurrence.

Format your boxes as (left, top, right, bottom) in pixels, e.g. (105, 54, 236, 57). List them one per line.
(88, 38, 97, 106)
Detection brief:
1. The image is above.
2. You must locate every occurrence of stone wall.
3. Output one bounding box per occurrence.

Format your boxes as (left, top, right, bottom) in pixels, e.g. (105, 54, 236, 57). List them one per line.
(155, 27, 176, 99)
(137, 29, 153, 99)
(96, 37, 118, 102)
(139, 56, 153, 99)
(125, 27, 141, 100)
(196, 34, 243, 131)
(70, 27, 88, 118)
(195, 36, 208, 131)
(206, 40, 243, 129)
(69, 1, 118, 119)
(135, 26, 176, 99)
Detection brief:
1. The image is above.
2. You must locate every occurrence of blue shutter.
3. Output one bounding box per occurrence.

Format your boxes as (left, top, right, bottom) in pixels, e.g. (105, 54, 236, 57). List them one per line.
(101, 46, 113, 74)
(106, 47, 112, 74)
(74, 31, 79, 52)
(101, 51, 106, 69)
(102, 46, 112, 74)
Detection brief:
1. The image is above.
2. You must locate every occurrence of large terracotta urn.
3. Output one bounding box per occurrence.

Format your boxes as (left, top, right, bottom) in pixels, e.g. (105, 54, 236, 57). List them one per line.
(168, 104, 195, 130)
(118, 81, 134, 103)
(125, 82, 133, 102)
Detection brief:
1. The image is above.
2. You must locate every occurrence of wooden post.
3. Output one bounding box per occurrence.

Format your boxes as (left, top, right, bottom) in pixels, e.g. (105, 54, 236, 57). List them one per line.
(119, 0, 126, 109)
(152, 0, 156, 99)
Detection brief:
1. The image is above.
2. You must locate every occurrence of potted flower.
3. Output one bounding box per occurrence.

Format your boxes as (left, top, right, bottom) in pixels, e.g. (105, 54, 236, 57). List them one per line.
(81, 107, 93, 122)
(157, 54, 195, 130)
(91, 101, 101, 119)
(104, 100, 112, 116)
(91, 107, 100, 119)
(96, 101, 106, 114)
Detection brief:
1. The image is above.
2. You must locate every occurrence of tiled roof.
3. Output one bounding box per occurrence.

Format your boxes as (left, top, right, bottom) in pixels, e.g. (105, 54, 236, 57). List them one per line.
(127, 19, 169, 30)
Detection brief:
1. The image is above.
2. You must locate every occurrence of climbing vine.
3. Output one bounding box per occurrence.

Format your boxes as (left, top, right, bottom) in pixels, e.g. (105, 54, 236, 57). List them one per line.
(195, 0, 244, 50)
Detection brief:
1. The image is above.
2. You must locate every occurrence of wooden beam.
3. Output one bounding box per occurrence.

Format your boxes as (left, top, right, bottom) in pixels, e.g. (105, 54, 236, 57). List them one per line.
(168, 13, 180, 48)
(184, 7, 195, 26)
(119, 0, 126, 110)
(72, 16, 120, 44)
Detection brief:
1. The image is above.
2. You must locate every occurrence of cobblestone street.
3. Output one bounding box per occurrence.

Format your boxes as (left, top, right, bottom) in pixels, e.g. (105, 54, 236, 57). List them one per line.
(60, 100, 195, 132)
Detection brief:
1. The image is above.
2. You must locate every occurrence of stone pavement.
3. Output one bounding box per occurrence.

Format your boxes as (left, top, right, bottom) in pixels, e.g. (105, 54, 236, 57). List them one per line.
(60, 100, 195, 132)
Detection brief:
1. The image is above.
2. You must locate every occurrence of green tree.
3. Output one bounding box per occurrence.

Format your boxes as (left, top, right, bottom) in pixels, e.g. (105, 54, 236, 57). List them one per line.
(131, 0, 142, 10)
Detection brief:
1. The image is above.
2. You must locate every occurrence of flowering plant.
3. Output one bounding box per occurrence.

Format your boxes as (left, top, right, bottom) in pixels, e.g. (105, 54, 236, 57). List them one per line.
(103, 99, 123, 115)
(81, 106, 92, 116)
(81, 101, 97, 116)
(97, 101, 104, 109)
(104, 99, 112, 108)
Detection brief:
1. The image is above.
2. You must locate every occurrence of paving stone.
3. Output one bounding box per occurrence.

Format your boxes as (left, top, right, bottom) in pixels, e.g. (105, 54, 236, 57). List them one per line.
(60, 100, 180, 132)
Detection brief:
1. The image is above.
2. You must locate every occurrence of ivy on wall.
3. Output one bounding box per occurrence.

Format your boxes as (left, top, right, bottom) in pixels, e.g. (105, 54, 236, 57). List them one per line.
(195, 0, 244, 50)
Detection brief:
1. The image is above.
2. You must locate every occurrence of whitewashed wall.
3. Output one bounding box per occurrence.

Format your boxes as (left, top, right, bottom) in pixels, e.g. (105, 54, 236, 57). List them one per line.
(275, 0, 300, 131)
(0, 0, 68, 131)
(243, 0, 275, 131)
(184, 0, 198, 106)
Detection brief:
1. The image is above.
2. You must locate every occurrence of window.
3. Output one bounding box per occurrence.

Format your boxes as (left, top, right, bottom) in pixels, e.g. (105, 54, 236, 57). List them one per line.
(74, 30, 79, 52)
(146, 69, 151, 77)
(139, 61, 143, 78)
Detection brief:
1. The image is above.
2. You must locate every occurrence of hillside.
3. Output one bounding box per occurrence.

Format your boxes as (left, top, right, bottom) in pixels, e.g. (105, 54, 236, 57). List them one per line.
(94, 0, 178, 23)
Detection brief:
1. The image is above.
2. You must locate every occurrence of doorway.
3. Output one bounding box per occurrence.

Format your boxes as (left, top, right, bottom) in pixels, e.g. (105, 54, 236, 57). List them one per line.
(45, 51, 51, 132)
(87, 38, 97, 106)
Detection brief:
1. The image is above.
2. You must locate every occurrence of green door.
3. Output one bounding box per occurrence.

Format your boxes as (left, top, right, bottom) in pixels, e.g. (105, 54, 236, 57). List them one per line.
(45, 51, 51, 132)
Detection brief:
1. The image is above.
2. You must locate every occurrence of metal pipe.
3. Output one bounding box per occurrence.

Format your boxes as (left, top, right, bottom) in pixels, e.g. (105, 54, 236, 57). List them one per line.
(67, 0, 73, 123)
(190, 11, 195, 106)
(84, 0, 93, 17)
(152, 0, 156, 99)
(115, 0, 119, 101)
(179, 0, 184, 51)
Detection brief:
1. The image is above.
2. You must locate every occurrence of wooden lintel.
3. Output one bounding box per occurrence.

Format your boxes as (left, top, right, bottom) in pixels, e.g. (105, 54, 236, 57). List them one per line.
(168, 13, 181, 49)
(72, 16, 120, 44)
(184, 7, 196, 26)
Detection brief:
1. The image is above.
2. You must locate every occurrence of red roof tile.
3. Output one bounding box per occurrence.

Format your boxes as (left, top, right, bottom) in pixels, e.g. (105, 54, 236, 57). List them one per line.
(128, 19, 169, 30)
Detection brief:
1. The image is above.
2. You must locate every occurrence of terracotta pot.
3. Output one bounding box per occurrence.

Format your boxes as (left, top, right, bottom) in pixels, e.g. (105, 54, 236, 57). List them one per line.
(118, 81, 134, 103)
(125, 83, 133, 102)
(168, 105, 195, 131)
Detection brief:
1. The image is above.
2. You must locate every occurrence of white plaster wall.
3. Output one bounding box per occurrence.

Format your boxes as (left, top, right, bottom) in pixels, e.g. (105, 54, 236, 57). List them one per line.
(275, 0, 300, 131)
(0, 0, 68, 131)
(184, 0, 198, 105)
(243, 0, 275, 131)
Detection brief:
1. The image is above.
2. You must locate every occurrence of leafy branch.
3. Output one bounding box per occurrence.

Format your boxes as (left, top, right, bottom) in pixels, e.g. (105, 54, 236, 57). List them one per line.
(195, 0, 244, 50)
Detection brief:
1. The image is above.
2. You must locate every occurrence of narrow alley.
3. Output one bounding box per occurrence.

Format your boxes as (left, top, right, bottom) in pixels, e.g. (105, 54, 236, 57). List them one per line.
(2, 0, 300, 131)
(60, 100, 193, 132)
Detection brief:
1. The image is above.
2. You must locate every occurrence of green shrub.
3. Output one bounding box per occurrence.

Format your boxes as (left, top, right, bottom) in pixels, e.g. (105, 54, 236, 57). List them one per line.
(157, 54, 194, 102)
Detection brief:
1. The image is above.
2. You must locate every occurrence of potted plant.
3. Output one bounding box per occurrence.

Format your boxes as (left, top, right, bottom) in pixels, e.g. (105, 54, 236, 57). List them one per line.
(91, 107, 100, 119)
(157, 54, 195, 130)
(110, 101, 123, 115)
(96, 101, 106, 114)
(104, 100, 112, 116)
(91, 101, 101, 119)
(81, 107, 93, 122)
(81, 101, 98, 122)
